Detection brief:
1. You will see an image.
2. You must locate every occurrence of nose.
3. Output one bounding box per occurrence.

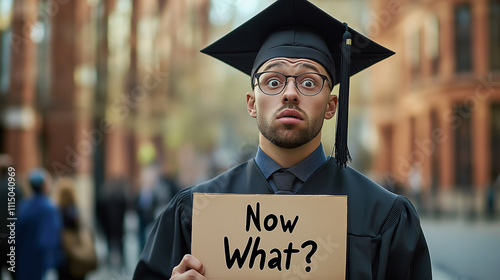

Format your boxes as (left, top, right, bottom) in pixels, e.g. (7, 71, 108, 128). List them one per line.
(281, 78, 300, 103)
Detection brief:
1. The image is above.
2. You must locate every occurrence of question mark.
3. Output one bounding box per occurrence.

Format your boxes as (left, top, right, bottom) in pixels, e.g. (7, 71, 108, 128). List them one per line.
(301, 240, 318, 272)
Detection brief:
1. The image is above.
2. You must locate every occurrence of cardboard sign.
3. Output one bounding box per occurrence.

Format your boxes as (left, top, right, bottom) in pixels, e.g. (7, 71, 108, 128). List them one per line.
(192, 193, 347, 279)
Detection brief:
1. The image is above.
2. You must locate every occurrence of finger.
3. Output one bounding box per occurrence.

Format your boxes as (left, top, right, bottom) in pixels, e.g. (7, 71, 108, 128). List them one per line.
(172, 254, 205, 276)
(170, 269, 206, 280)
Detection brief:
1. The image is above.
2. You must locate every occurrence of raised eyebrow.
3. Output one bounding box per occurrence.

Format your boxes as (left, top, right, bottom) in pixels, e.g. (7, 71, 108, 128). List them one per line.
(298, 63, 320, 73)
(262, 62, 284, 72)
(262, 61, 320, 73)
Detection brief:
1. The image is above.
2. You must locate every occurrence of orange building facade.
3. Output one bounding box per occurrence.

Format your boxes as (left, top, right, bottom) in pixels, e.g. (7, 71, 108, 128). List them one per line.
(0, 0, 209, 223)
(369, 0, 500, 216)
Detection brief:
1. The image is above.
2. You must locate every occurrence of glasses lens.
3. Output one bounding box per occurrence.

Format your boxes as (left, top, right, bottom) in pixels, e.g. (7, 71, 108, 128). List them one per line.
(256, 72, 326, 96)
(257, 72, 286, 95)
(296, 73, 324, 95)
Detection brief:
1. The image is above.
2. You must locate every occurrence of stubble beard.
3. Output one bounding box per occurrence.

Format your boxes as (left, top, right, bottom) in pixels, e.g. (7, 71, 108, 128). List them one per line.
(256, 106, 324, 149)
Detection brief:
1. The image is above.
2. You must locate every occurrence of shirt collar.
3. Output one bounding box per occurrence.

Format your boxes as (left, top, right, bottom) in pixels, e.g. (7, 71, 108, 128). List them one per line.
(254, 143, 327, 183)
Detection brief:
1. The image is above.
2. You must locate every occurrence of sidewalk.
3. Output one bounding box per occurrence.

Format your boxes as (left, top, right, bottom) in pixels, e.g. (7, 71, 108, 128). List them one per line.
(422, 217, 500, 280)
(87, 211, 140, 280)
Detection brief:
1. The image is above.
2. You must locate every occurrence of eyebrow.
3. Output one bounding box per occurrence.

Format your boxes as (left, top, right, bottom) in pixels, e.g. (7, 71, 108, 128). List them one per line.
(262, 61, 321, 73)
(299, 63, 320, 72)
(262, 62, 284, 72)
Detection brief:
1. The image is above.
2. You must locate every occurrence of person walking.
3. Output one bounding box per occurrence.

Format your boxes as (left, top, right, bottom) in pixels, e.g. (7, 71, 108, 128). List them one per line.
(54, 177, 97, 280)
(17, 169, 62, 280)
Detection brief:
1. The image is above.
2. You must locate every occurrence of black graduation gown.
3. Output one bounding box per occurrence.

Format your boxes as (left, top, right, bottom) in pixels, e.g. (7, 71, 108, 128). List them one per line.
(133, 158, 432, 279)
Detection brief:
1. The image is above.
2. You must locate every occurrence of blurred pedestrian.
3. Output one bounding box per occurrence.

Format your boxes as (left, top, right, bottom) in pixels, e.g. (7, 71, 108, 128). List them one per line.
(17, 169, 62, 280)
(486, 174, 499, 219)
(136, 164, 161, 250)
(160, 170, 180, 209)
(54, 177, 97, 280)
(97, 177, 127, 268)
(409, 164, 423, 213)
(0, 154, 19, 280)
(135, 163, 178, 249)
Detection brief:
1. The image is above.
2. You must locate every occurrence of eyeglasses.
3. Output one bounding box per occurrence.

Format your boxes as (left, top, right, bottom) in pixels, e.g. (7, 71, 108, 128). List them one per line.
(253, 71, 332, 96)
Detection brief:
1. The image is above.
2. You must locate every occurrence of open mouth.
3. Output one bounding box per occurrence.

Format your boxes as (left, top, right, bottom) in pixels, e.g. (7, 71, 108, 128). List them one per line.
(278, 109, 303, 120)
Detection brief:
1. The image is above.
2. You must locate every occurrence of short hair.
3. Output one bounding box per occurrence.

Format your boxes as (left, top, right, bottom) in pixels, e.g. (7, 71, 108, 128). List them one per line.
(29, 169, 46, 193)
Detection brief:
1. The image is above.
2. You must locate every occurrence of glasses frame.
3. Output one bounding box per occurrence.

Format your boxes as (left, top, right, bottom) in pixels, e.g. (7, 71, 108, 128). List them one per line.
(253, 71, 333, 96)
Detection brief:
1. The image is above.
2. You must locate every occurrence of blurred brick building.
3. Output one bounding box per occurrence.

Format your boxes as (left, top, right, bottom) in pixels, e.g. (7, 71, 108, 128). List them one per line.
(369, 0, 500, 216)
(0, 0, 209, 223)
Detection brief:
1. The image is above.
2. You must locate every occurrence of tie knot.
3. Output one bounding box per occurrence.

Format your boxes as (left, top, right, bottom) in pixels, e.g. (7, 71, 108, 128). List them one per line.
(272, 169, 296, 194)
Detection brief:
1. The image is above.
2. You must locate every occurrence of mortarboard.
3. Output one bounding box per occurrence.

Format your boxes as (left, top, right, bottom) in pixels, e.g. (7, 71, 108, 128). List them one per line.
(201, 0, 394, 168)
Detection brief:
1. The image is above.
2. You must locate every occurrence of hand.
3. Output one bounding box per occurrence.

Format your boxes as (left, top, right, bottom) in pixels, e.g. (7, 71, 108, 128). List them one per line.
(170, 254, 206, 279)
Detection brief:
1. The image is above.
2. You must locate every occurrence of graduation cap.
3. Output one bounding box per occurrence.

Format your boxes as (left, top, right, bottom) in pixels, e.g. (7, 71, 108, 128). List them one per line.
(201, 0, 394, 168)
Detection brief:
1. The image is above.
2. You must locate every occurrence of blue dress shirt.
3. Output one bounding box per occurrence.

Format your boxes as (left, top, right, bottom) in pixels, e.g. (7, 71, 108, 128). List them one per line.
(254, 143, 328, 193)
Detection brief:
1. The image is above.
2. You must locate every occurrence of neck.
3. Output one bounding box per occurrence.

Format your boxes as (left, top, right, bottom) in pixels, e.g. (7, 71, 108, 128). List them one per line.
(259, 133, 322, 168)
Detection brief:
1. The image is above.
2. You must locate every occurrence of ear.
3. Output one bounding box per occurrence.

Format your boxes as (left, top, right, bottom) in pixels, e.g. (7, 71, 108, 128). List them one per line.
(246, 91, 257, 118)
(324, 94, 337, 120)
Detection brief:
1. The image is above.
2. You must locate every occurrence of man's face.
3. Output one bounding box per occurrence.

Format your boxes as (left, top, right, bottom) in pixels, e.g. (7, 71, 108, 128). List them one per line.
(247, 58, 337, 149)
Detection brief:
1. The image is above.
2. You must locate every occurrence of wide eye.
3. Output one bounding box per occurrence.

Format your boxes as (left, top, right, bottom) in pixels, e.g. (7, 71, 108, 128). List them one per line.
(300, 79, 316, 89)
(266, 78, 283, 88)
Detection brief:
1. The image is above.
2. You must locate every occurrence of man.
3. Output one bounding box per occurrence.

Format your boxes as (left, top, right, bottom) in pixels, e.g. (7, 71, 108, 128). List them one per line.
(17, 169, 62, 280)
(133, 0, 432, 279)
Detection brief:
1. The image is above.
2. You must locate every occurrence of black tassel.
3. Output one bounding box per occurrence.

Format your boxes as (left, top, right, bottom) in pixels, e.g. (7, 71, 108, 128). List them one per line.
(335, 23, 352, 168)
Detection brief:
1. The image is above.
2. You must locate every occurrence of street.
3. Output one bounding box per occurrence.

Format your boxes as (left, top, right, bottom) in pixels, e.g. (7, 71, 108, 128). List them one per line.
(87, 211, 140, 280)
(422, 218, 500, 280)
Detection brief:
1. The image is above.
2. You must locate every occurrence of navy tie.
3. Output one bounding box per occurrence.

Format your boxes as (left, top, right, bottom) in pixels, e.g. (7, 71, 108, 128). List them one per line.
(272, 169, 296, 194)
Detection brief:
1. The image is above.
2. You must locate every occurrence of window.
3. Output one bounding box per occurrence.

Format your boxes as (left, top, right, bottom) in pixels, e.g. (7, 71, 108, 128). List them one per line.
(0, 0, 13, 95)
(491, 0, 500, 71)
(407, 29, 421, 82)
(0, 30, 11, 95)
(35, 1, 52, 107)
(426, 15, 440, 76)
(491, 104, 500, 182)
(454, 104, 472, 190)
(410, 117, 416, 165)
(454, 4, 472, 73)
(430, 111, 440, 193)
